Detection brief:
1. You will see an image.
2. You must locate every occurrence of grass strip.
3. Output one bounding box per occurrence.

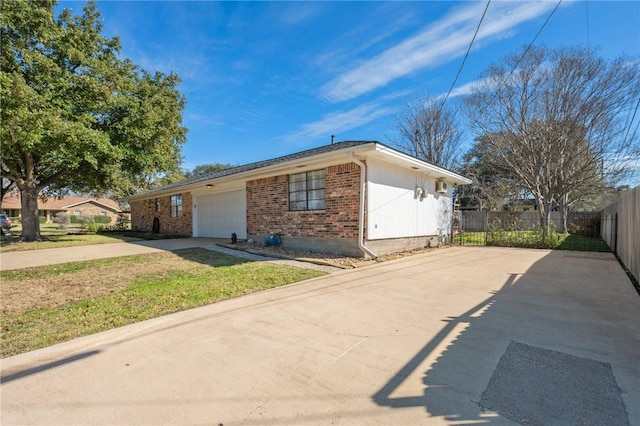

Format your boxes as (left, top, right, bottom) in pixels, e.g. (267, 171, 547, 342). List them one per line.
(0, 224, 188, 252)
(0, 256, 141, 280)
(0, 233, 142, 252)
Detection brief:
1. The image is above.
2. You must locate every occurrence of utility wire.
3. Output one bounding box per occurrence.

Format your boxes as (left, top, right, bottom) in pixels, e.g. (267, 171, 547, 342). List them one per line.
(622, 95, 640, 144)
(506, 0, 562, 82)
(438, 0, 491, 110)
(585, 0, 591, 49)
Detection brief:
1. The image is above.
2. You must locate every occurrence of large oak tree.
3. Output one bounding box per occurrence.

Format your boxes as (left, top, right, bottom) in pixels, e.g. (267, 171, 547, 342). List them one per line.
(1, 0, 187, 241)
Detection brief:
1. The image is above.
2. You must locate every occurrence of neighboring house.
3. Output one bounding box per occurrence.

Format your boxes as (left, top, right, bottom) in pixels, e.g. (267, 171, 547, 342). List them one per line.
(128, 141, 472, 257)
(1, 195, 123, 223)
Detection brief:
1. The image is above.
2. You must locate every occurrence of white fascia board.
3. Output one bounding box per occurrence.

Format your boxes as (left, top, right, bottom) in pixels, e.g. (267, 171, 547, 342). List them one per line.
(370, 144, 472, 185)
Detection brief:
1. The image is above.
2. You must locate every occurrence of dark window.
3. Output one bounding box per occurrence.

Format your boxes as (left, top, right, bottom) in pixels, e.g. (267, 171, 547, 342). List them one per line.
(170, 194, 182, 217)
(289, 170, 325, 211)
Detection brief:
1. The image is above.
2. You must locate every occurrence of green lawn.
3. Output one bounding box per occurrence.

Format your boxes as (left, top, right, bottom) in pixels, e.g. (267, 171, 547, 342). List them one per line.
(555, 234, 610, 252)
(455, 232, 485, 245)
(0, 249, 325, 358)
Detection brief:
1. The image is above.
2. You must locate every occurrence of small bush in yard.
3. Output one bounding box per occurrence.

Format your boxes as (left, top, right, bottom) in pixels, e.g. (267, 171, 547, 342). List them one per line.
(53, 213, 70, 229)
(86, 223, 104, 233)
(93, 215, 112, 224)
(77, 215, 94, 229)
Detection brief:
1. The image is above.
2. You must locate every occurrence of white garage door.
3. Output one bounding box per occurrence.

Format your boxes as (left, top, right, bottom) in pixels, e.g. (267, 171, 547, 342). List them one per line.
(195, 189, 247, 239)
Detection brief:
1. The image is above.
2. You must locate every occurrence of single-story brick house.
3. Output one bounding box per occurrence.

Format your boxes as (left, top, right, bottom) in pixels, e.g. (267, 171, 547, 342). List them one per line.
(128, 141, 471, 257)
(1, 194, 123, 223)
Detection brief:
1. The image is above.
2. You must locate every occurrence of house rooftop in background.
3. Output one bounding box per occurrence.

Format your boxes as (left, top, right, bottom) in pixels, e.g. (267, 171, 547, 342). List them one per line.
(1, 195, 122, 223)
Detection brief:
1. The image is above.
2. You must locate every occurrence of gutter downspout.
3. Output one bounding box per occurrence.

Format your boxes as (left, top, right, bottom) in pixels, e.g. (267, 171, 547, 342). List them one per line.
(350, 153, 377, 259)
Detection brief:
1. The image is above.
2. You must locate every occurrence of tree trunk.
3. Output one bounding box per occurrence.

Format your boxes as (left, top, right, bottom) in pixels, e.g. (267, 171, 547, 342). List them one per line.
(537, 194, 553, 244)
(558, 194, 568, 233)
(19, 185, 42, 241)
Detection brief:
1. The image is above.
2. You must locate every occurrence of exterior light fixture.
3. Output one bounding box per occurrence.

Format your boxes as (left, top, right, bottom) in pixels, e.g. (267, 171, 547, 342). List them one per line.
(206, 184, 213, 189)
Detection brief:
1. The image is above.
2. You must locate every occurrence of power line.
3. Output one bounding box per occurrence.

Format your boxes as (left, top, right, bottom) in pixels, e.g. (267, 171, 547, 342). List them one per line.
(438, 0, 491, 110)
(506, 0, 562, 83)
(585, 0, 591, 49)
(622, 95, 640, 143)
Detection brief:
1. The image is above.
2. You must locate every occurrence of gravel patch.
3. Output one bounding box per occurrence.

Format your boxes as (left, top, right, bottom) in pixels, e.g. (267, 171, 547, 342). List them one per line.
(213, 241, 444, 270)
(204, 244, 342, 273)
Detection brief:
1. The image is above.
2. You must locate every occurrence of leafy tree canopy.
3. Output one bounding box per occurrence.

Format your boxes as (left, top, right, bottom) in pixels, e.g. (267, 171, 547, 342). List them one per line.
(1, 0, 187, 241)
(458, 134, 529, 211)
(187, 163, 235, 177)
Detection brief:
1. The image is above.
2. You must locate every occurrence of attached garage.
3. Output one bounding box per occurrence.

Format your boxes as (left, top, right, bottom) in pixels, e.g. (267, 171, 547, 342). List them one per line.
(194, 189, 247, 239)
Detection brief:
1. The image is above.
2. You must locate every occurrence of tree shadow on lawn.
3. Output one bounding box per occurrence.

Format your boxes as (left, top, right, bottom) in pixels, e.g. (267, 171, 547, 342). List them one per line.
(372, 250, 639, 425)
(555, 233, 610, 252)
(168, 247, 253, 268)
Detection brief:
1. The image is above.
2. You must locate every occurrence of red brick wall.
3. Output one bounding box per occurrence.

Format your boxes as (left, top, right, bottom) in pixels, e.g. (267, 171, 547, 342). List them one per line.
(131, 192, 192, 236)
(246, 162, 361, 239)
(65, 203, 119, 223)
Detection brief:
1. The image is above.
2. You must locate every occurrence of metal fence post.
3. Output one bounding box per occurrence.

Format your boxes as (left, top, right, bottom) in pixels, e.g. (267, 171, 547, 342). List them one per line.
(484, 211, 488, 246)
(614, 212, 618, 255)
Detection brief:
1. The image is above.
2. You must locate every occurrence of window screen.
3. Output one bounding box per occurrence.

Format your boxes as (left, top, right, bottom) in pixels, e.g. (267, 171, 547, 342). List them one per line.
(170, 194, 182, 217)
(289, 170, 325, 211)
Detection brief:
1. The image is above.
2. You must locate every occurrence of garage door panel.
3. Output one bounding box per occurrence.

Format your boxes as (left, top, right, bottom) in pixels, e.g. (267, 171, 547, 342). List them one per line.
(196, 190, 247, 238)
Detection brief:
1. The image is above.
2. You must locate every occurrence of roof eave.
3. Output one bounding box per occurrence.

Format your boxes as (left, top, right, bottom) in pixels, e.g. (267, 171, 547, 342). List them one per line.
(370, 144, 472, 185)
(127, 143, 377, 201)
(63, 200, 121, 212)
(127, 141, 472, 202)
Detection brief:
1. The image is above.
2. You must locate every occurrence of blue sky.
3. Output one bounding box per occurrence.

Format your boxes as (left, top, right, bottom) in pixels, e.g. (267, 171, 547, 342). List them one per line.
(59, 1, 640, 180)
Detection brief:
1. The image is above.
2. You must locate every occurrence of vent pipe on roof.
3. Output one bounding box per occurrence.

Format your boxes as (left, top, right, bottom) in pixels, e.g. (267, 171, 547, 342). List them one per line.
(331, 135, 335, 144)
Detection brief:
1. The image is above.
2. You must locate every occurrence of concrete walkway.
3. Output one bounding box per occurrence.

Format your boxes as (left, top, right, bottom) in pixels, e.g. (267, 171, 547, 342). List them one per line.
(2, 246, 639, 425)
(0, 238, 339, 273)
(0, 238, 220, 270)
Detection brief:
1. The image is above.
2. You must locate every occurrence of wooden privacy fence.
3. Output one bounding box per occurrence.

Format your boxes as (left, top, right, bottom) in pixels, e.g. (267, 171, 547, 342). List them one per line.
(601, 186, 639, 284)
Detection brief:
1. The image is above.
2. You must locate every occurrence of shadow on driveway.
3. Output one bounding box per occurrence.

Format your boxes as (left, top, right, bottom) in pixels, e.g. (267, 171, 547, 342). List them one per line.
(373, 250, 639, 425)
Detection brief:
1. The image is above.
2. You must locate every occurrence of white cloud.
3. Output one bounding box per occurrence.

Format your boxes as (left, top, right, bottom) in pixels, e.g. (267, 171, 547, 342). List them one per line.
(320, 1, 559, 103)
(435, 76, 493, 100)
(282, 100, 398, 144)
(274, 2, 326, 26)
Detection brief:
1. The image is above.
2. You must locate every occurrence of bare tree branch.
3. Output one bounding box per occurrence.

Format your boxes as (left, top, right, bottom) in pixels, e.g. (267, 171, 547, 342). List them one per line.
(392, 93, 463, 170)
(465, 46, 640, 234)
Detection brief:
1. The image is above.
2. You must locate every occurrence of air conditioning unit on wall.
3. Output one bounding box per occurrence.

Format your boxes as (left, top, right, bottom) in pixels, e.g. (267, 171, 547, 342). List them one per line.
(435, 181, 448, 194)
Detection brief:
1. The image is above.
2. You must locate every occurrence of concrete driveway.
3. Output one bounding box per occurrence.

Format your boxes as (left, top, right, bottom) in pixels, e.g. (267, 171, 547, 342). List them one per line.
(1, 246, 639, 425)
